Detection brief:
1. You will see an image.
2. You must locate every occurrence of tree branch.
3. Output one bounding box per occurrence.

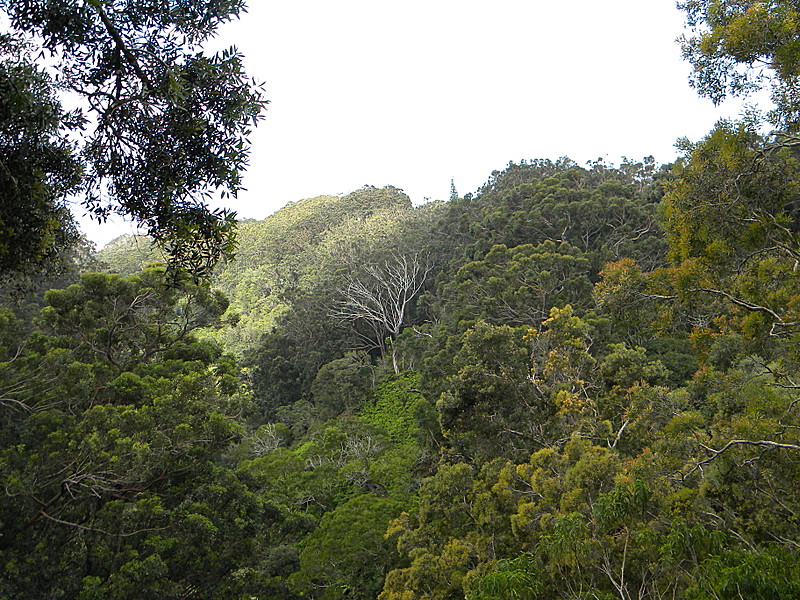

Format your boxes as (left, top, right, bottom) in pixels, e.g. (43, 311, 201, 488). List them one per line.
(690, 287, 785, 322)
(86, 0, 154, 92)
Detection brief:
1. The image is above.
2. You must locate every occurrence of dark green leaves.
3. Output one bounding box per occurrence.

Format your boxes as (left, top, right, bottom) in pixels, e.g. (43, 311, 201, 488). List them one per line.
(0, 0, 267, 277)
(0, 35, 82, 274)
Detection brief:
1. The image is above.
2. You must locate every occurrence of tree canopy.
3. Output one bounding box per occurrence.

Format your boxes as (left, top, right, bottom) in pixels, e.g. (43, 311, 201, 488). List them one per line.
(5, 2, 800, 599)
(679, 0, 800, 127)
(0, 0, 267, 277)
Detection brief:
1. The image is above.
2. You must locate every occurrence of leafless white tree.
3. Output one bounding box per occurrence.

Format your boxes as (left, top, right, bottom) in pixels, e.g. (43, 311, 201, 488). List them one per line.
(332, 254, 431, 373)
(250, 423, 288, 456)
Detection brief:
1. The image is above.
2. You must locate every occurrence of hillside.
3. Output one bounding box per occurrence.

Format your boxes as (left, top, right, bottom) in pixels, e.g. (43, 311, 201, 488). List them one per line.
(6, 151, 800, 598)
(100, 185, 417, 353)
(8, 1, 800, 598)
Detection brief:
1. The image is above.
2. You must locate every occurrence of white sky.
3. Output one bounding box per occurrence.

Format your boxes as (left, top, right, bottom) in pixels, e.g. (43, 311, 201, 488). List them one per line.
(78, 0, 759, 247)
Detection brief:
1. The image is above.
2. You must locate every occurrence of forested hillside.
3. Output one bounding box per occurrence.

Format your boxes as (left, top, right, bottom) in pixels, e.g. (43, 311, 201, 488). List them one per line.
(4, 1, 800, 599)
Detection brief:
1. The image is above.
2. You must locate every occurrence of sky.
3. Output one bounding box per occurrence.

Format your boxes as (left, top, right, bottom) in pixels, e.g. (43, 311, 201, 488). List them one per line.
(78, 0, 762, 247)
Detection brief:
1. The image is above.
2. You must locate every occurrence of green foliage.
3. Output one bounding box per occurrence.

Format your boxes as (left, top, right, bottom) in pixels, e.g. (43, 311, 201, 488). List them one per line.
(467, 554, 544, 600)
(439, 241, 593, 327)
(13, 5, 800, 592)
(246, 312, 360, 425)
(664, 120, 800, 268)
(237, 413, 418, 517)
(599, 343, 668, 389)
(291, 495, 405, 600)
(170, 186, 416, 358)
(96, 235, 161, 276)
(0, 0, 267, 277)
(448, 158, 667, 272)
(42, 145, 800, 599)
(592, 481, 651, 530)
(0, 267, 260, 599)
(679, 0, 800, 128)
(381, 460, 517, 600)
(311, 352, 374, 417)
(360, 372, 423, 444)
(431, 321, 537, 461)
(689, 548, 800, 600)
(0, 35, 82, 275)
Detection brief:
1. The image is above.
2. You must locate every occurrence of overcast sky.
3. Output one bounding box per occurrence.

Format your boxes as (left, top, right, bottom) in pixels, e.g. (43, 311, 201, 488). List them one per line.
(78, 0, 759, 246)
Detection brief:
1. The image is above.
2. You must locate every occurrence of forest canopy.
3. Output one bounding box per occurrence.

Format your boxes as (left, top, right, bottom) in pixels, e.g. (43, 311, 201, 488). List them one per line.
(2, 1, 800, 599)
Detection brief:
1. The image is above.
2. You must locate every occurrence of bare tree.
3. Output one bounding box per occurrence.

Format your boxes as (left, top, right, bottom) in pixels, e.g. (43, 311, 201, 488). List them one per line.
(332, 254, 431, 373)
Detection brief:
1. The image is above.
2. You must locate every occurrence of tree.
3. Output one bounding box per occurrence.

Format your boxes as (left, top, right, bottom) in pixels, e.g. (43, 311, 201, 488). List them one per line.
(333, 254, 431, 373)
(290, 494, 405, 600)
(310, 351, 374, 417)
(381, 461, 516, 600)
(431, 320, 538, 461)
(678, 0, 800, 128)
(450, 178, 459, 202)
(0, 35, 83, 274)
(649, 6, 800, 582)
(438, 241, 593, 328)
(0, 0, 267, 277)
(467, 554, 544, 600)
(661, 118, 800, 349)
(445, 159, 667, 274)
(0, 267, 260, 598)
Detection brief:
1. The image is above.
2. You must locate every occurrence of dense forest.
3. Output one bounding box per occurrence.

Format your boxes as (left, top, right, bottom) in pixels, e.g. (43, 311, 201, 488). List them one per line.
(4, 1, 800, 599)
